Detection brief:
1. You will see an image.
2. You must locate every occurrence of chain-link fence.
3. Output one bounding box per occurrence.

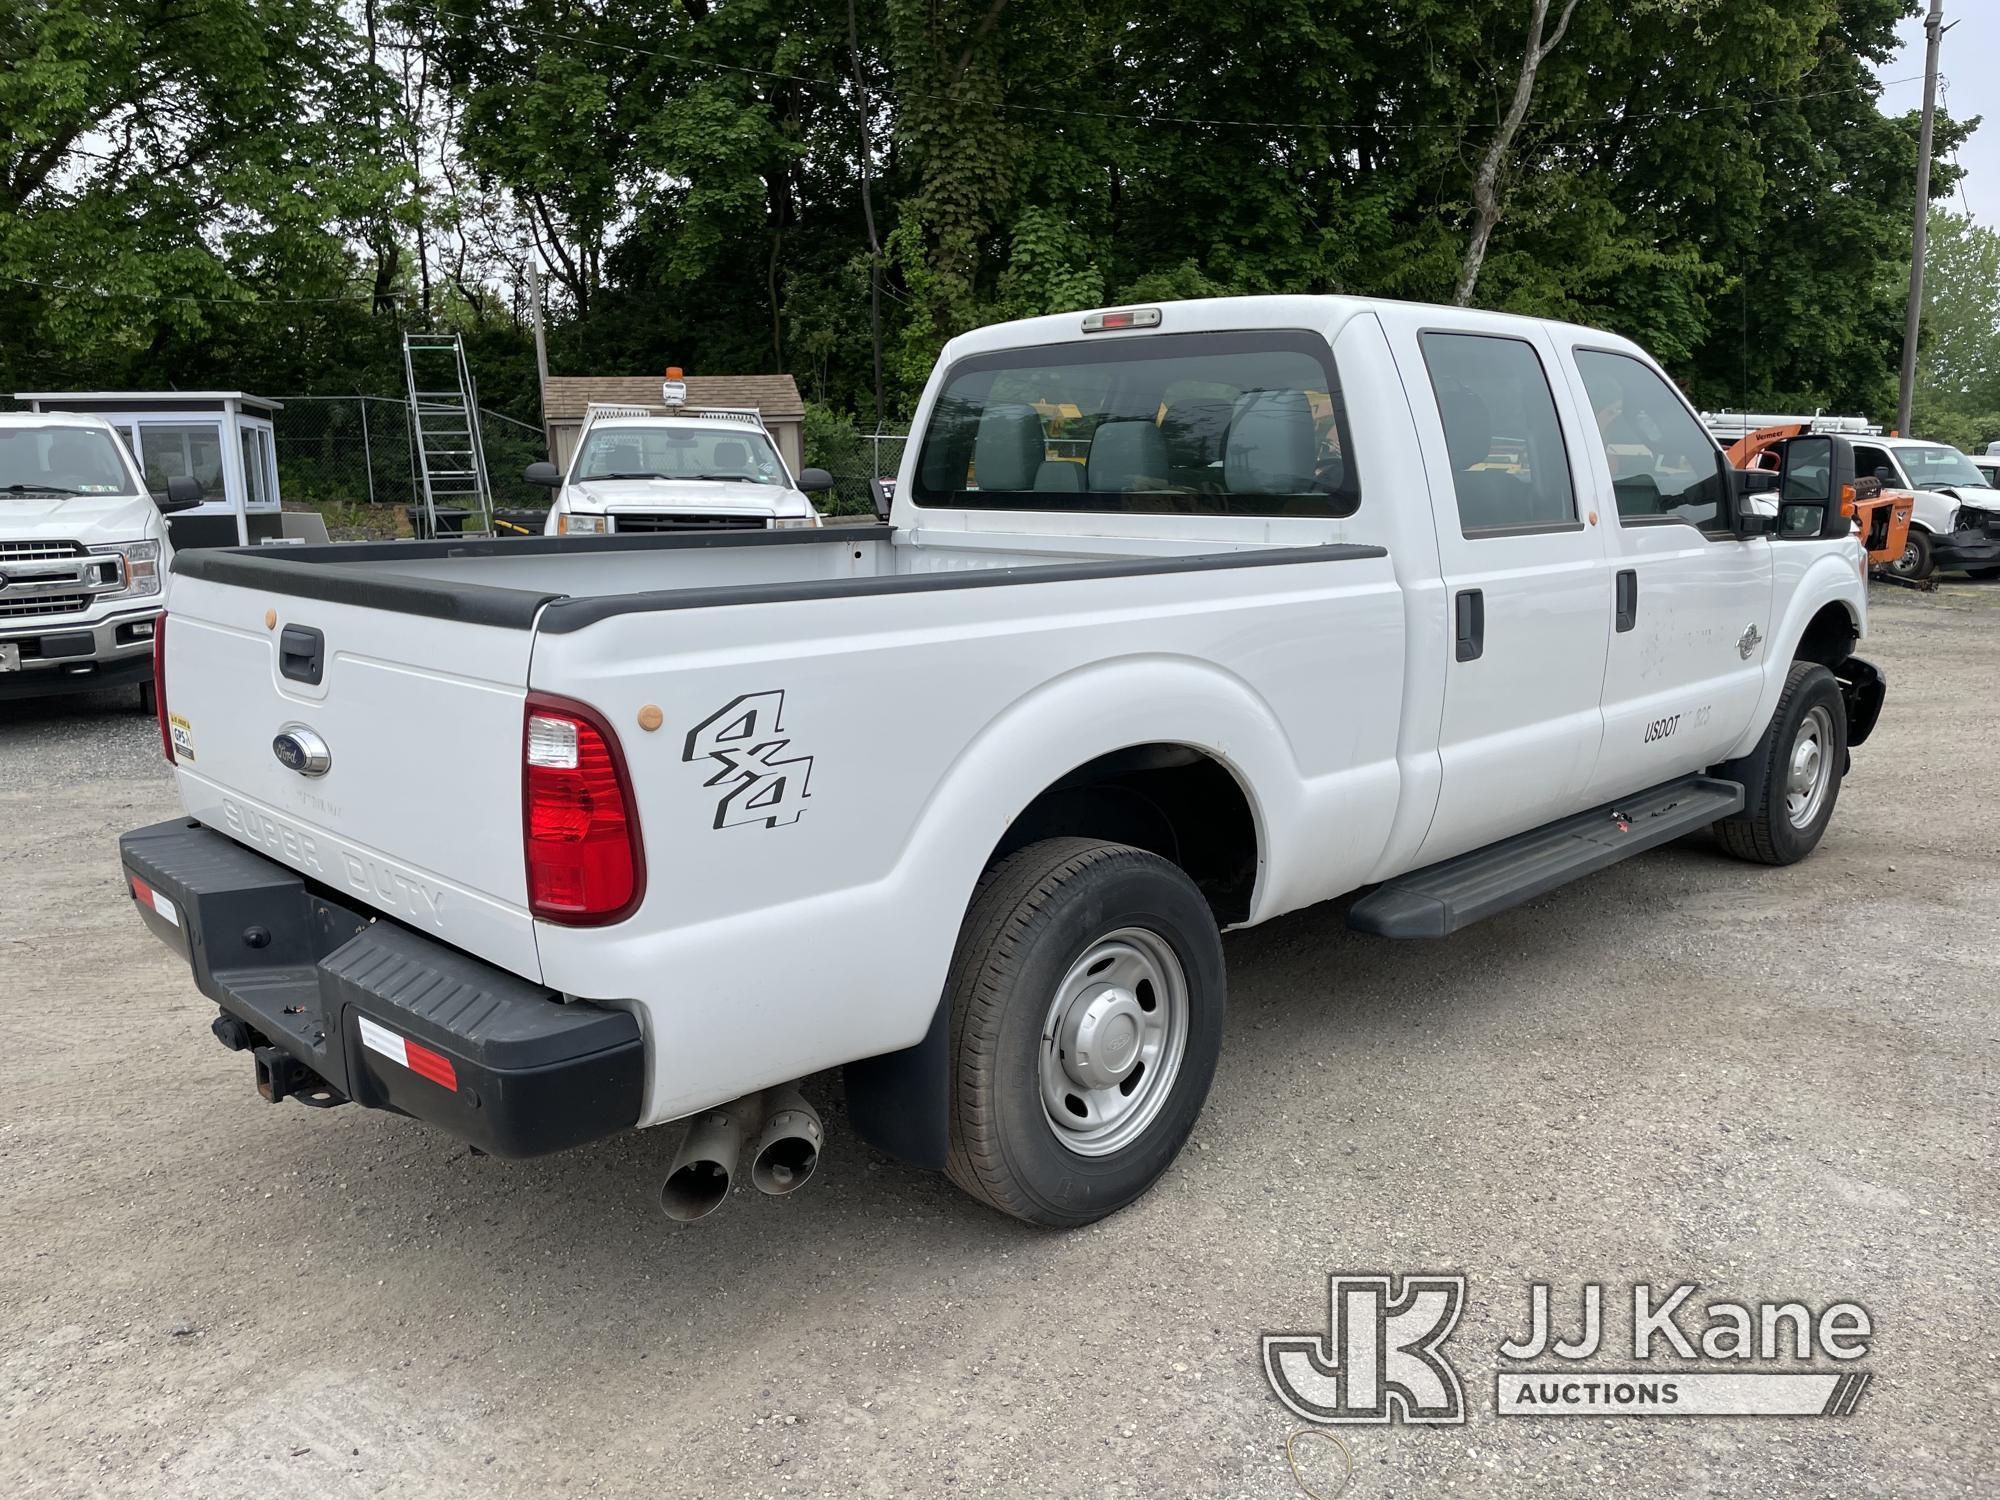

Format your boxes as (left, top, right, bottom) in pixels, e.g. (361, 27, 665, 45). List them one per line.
(272, 395, 548, 514)
(809, 427, 907, 515)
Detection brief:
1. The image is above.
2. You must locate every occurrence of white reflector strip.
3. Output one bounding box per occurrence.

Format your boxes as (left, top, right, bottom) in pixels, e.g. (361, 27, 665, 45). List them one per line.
(357, 1014, 409, 1068)
(131, 876, 179, 927)
(355, 1014, 458, 1091)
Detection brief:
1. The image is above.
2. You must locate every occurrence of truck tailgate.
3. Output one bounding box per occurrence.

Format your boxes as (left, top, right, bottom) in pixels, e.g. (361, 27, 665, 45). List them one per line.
(161, 573, 544, 980)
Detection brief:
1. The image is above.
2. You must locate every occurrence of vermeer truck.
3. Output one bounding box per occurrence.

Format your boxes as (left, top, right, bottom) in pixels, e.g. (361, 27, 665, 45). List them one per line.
(119, 296, 1883, 1226)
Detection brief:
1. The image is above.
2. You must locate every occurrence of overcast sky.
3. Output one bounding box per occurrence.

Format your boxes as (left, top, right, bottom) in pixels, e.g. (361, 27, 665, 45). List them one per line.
(1880, 3, 1993, 225)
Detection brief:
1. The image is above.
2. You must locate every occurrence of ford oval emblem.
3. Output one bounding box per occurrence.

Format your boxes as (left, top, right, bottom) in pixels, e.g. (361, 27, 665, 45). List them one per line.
(272, 723, 332, 778)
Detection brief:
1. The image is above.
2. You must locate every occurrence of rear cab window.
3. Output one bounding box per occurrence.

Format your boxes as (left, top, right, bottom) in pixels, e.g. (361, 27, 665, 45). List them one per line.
(913, 330, 1359, 517)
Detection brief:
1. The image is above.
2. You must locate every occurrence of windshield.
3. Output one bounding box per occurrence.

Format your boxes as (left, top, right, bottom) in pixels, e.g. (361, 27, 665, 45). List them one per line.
(0, 424, 138, 497)
(572, 424, 787, 486)
(1898, 443, 1988, 490)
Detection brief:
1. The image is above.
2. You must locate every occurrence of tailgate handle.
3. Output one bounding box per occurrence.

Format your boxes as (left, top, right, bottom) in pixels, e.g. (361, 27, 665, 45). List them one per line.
(279, 624, 325, 686)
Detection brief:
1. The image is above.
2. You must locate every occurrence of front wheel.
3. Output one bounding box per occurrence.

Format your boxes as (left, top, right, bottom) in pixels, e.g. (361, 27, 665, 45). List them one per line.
(943, 838, 1226, 1227)
(1713, 661, 1847, 866)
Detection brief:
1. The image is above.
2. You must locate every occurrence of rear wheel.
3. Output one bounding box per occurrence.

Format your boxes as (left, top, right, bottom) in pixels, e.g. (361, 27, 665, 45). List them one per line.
(1714, 661, 1847, 866)
(1888, 528, 1934, 581)
(1968, 567, 2000, 581)
(943, 838, 1225, 1227)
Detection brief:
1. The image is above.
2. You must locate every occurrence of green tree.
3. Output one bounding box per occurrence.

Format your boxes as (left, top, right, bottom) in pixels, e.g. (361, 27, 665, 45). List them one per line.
(1912, 210, 2000, 451)
(0, 0, 406, 388)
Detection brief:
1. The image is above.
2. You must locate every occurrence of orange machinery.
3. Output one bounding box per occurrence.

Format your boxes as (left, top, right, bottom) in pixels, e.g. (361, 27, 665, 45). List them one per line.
(1725, 423, 1913, 569)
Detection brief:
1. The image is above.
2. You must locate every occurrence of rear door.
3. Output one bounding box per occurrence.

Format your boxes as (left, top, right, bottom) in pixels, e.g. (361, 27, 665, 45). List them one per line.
(1561, 345, 1772, 802)
(162, 573, 541, 979)
(1396, 324, 1613, 865)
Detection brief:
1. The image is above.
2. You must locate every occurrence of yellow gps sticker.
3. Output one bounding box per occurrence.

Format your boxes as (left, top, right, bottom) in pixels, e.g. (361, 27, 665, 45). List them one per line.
(169, 714, 196, 762)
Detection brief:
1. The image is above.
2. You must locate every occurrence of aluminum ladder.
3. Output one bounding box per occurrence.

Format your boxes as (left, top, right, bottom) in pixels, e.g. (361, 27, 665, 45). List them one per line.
(402, 333, 495, 538)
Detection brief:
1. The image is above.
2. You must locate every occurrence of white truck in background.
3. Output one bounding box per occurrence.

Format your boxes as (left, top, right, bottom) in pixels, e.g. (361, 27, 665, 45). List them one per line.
(120, 295, 1883, 1227)
(527, 403, 832, 535)
(1, 410, 201, 708)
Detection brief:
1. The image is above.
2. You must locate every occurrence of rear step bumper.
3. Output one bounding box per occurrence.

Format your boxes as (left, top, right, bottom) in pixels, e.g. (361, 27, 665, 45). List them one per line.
(1347, 775, 1745, 938)
(119, 818, 644, 1157)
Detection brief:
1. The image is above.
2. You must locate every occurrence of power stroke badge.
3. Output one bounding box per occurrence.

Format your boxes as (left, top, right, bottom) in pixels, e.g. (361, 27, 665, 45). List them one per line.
(1263, 1274, 1874, 1424)
(682, 690, 815, 830)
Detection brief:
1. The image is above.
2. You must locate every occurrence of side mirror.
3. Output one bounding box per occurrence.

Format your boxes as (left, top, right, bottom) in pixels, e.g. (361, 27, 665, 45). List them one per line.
(1770, 434, 1856, 540)
(797, 467, 834, 495)
(155, 475, 206, 515)
(1873, 466, 1896, 486)
(868, 477, 894, 521)
(525, 461, 563, 488)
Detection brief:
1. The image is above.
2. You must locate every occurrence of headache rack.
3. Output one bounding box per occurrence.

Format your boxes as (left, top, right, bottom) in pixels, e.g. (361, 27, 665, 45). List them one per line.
(578, 402, 770, 438)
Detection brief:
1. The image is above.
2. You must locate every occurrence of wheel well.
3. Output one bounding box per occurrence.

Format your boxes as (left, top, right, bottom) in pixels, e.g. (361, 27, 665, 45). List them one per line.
(991, 744, 1259, 924)
(1793, 602, 1857, 670)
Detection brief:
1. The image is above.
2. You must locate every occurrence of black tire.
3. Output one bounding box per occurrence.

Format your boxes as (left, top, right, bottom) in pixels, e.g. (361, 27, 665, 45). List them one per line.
(1968, 567, 2000, 581)
(1889, 527, 1934, 581)
(1713, 661, 1847, 866)
(942, 837, 1225, 1227)
(137, 681, 156, 716)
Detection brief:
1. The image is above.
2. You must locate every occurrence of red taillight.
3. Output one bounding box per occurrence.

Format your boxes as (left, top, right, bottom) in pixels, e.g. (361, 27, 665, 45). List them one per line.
(153, 614, 174, 763)
(523, 692, 644, 924)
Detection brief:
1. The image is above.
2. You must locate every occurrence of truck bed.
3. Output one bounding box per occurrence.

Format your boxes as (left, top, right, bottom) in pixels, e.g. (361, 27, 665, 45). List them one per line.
(172, 524, 1376, 631)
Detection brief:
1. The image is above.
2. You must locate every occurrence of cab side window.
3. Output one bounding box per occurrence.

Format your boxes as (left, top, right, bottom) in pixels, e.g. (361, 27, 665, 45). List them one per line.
(1574, 350, 1729, 531)
(1419, 333, 1576, 534)
(1853, 445, 1900, 489)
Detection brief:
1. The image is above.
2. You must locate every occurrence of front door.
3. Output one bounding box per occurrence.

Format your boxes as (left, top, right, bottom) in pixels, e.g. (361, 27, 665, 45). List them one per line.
(1399, 326, 1613, 866)
(1562, 346, 1773, 803)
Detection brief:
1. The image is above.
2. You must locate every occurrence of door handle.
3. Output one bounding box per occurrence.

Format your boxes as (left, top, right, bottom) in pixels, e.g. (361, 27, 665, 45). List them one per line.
(1454, 588, 1484, 662)
(1615, 569, 1638, 633)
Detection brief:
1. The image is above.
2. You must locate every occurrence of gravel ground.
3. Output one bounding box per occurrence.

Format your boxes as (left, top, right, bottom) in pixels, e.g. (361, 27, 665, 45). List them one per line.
(3, 580, 1996, 1500)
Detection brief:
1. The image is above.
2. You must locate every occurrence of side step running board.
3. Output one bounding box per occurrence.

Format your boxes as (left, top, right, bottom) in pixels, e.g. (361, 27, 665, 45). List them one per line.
(1347, 775, 1745, 939)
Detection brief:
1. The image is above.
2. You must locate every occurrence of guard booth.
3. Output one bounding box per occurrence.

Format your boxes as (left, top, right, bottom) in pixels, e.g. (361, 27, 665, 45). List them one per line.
(14, 391, 286, 548)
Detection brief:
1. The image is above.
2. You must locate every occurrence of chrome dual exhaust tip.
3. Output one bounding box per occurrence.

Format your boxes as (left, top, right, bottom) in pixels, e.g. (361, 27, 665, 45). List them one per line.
(660, 1085, 824, 1222)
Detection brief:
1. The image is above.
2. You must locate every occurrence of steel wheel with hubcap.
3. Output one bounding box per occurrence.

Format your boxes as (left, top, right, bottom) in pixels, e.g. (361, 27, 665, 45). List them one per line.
(1714, 660, 1848, 866)
(1038, 927, 1189, 1157)
(1784, 704, 1836, 831)
(943, 837, 1226, 1226)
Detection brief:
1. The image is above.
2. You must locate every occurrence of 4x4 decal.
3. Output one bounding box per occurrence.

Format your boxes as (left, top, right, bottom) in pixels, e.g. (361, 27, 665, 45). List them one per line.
(682, 691, 814, 830)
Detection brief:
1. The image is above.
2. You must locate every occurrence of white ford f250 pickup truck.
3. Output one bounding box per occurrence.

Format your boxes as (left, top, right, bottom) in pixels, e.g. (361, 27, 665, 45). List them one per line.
(120, 296, 1884, 1227)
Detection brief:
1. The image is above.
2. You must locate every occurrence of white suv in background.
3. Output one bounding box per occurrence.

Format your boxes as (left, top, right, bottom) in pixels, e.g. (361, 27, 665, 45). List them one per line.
(528, 410, 832, 535)
(1, 411, 198, 709)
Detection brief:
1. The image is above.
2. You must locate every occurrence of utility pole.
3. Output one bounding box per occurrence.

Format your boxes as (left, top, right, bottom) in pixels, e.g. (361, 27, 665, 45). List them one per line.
(1897, 0, 1946, 436)
(527, 256, 551, 425)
